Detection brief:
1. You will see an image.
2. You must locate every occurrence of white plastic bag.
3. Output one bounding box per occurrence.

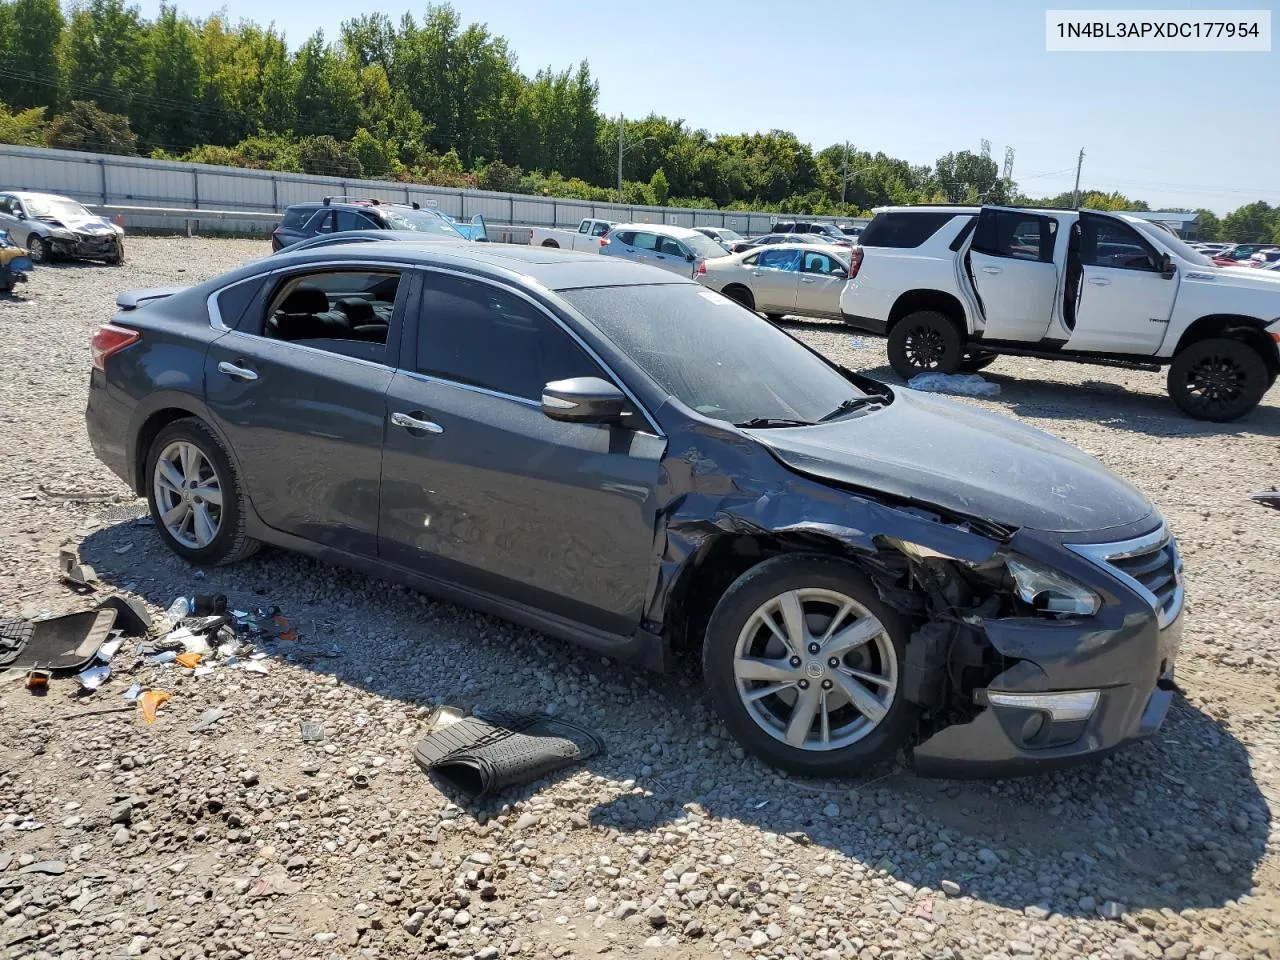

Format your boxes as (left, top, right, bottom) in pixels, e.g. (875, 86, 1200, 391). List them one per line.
(907, 372, 1001, 397)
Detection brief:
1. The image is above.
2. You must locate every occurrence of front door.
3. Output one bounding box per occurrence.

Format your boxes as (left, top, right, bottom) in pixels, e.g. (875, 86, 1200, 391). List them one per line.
(203, 266, 406, 555)
(748, 247, 802, 314)
(379, 270, 665, 635)
(654, 235, 695, 277)
(1065, 214, 1179, 353)
(795, 249, 848, 318)
(968, 208, 1060, 342)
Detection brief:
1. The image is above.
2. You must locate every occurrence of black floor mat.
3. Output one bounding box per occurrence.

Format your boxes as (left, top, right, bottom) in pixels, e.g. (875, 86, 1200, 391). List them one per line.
(413, 709, 604, 801)
(0, 619, 35, 668)
(5, 609, 117, 673)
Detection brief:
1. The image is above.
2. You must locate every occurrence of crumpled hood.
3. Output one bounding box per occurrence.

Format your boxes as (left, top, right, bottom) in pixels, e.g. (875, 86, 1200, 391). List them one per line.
(746, 388, 1154, 534)
(40, 213, 120, 235)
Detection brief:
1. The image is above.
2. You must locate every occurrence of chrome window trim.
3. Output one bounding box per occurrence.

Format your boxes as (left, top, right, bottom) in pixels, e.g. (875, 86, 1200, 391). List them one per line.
(413, 265, 666, 438)
(1065, 523, 1184, 630)
(397, 369, 540, 409)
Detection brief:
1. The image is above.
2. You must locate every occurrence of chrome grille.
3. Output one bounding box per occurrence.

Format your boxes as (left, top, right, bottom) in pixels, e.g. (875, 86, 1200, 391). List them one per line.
(1066, 524, 1183, 629)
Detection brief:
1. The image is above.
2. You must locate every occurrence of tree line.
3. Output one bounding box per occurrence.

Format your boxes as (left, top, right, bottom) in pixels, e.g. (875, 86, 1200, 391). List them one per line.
(0, 0, 1276, 241)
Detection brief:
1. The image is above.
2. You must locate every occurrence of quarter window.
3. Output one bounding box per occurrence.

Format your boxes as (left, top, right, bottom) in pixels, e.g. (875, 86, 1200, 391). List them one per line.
(859, 212, 957, 249)
(260, 270, 399, 364)
(416, 274, 599, 401)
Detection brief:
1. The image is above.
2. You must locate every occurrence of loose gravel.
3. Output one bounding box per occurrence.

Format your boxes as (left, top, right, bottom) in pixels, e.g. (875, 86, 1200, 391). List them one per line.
(0, 237, 1277, 960)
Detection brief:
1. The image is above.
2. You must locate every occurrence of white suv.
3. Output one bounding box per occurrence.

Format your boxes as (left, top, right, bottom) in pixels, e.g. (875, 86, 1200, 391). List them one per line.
(839, 205, 1280, 421)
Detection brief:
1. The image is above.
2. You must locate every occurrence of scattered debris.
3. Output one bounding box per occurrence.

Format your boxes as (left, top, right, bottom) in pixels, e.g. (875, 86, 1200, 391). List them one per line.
(76, 664, 111, 691)
(4, 608, 117, 673)
(58, 546, 98, 591)
(300, 721, 324, 743)
(1252, 487, 1279, 511)
(96, 637, 123, 661)
(122, 683, 143, 701)
(18, 861, 65, 876)
(25, 669, 49, 693)
(174, 652, 203, 669)
(139, 690, 171, 724)
(413, 706, 604, 801)
(907, 372, 1001, 397)
(188, 707, 228, 733)
(97, 595, 152, 637)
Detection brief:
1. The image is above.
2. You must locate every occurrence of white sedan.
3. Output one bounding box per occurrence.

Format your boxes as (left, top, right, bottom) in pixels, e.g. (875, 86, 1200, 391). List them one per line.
(697, 243, 850, 321)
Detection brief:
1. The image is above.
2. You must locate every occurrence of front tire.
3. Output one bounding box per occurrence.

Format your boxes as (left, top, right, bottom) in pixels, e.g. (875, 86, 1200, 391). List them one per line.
(145, 418, 260, 566)
(702, 555, 917, 777)
(1167, 337, 1269, 422)
(26, 235, 50, 264)
(887, 310, 963, 379)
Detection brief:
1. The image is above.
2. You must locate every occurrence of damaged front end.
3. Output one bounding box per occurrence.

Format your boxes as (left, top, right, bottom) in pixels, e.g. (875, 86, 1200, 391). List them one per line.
(647, 418, 1181, 778)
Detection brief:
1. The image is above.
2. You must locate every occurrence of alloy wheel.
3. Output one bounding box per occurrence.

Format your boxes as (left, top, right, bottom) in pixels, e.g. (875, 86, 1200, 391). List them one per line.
(153, 440, 224, 550)
(903, 326, 946, 368)
(732, 588, 898, 751)
(1183, 353, 1246, 413)
(27, 236, 47, 263)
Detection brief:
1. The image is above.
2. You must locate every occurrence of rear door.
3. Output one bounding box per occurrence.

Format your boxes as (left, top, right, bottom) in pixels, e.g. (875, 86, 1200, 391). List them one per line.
(1066, 213, 1179, 353)
(968, 208, 1060, 342)
(749, 247, 802, 314)
(378, 270, 665, 634)
(795, 249, 848, 317)
(203, 265, 407, 556)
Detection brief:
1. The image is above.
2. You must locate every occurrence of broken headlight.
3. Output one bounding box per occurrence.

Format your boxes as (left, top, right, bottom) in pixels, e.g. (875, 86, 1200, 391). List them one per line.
(1004, 556, 1100, 617)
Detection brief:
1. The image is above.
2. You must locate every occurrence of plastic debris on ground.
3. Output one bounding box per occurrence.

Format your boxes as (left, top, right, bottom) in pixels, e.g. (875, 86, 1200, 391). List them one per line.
(96, 637, 123, 661)
(139, 690, 170, 723)
(57, 546, 98, 592)
(122, 683, 143, 701)
(77, 664, 111, 691)
(1252, 488, 1280, 511)
(174, 651, 202, 669)
(907, 372, 1001, 397)
(188, 707, 228, 733)
(300, 721, 324, 743)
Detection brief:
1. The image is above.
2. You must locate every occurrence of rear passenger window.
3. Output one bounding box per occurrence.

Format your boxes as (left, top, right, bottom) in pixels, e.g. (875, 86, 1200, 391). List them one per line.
(260, 270, 399, 364)
(214, 277, 265, 330)
(278, 207, 314, 231)
(614, 231, 636, 246)
(335, 210, 378, 231)
(633, 233, 658, 251)
(972, 210, 1056, 263)
(417, 275, 599, 401)
(858, 212, 956, 248)
(758, 248, 801, 271)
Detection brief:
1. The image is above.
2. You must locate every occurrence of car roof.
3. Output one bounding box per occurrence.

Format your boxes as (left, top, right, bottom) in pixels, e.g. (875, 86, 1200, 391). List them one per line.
(270, 241, 697, 291)
(610, 223, 704, 239)
(10, 191, 77, 202)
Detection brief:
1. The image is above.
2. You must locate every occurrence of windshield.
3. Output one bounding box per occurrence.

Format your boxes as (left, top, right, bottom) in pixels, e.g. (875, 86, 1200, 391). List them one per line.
(24, 197, 92, 221)
(682, 232, 730, 259)
(1129, 219, 1213, 267)
(561, 284, 865, 424)
(715, 229, 744, 242)
(381, 208, 465, 238)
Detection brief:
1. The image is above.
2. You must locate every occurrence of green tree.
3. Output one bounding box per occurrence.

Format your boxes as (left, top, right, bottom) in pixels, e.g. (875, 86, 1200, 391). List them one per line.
(1192, 208, 1221, 242)
(0, 101, 47, 144)
(297, 134, 362, 177)
(1221, 201, 1276, 243)
(0, 0, 65, 110)
(142, 4, 202, 151)
(649, 168, 670, 205)
(45, 99, 136, 154)
(61, 0, 148, 116)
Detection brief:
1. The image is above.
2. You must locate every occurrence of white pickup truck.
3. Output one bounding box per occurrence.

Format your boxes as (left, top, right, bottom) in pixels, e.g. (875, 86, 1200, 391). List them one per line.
(839, 205, 1280, 421)
(529, 218, 616, 250)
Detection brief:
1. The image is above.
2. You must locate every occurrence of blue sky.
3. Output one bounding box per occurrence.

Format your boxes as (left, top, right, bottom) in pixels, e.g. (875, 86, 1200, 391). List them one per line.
(136, 0, 1277, 214)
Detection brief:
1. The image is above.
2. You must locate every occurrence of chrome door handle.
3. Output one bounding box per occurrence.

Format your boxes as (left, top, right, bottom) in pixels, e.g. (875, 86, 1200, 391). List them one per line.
(217, 361, 258, 382)
(751, 270, 764, 277)
(1088, 277, 1111, 286)
(390, 411, 444, 434)
(981, 266, 1002, 274)
(800, 277, 816, 283)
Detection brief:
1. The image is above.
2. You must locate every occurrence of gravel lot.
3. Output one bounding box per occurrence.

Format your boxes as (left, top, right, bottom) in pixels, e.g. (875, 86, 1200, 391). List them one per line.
(1, 237, 1277, 960)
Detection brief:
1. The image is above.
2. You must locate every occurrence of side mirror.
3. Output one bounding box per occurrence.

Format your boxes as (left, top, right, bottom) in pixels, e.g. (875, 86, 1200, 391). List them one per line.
(686, 253, 695, 262)
(542, 376, 627, 424)
(16, 211, 26, 221)
(1159, 252, 1175, 279)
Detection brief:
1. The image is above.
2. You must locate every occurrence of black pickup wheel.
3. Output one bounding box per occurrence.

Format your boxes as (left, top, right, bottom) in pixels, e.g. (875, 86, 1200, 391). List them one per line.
(887, 310, 963, 379)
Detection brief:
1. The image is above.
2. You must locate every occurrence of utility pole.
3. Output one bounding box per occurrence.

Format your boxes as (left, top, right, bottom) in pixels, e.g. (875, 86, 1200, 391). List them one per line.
(617, 113, 624, 205)
(841, 140, 850, 209)
(1071, 148, 1085, 208)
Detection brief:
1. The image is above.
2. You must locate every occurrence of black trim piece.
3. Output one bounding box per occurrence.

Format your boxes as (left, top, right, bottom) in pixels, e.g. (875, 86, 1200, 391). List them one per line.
(969, 338, 1163, 371)
(948, 217, 977, 252)
(840, 314, 887, 335)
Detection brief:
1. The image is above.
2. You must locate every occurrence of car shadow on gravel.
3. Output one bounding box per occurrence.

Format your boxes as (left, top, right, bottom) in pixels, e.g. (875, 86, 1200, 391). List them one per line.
(856, 362, 1280, 439)
(77, 521, 1270, 923)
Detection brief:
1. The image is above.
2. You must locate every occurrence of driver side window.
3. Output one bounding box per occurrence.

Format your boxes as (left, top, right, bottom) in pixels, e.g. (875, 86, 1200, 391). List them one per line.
(657, 236, 686, 257)
(1081, 217, 1159, 271)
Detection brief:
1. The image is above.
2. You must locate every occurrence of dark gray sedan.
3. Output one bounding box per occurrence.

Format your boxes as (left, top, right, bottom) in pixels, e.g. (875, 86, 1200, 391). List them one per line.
(86, 243, 1183, 777)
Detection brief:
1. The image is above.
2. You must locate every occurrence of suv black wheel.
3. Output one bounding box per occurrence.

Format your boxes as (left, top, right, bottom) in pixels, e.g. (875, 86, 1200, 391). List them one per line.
(1167, 337, 1269, 422)
(702, 555, 917, 777)
(887, 310, 962, 379)
(145, 418, 260, 565)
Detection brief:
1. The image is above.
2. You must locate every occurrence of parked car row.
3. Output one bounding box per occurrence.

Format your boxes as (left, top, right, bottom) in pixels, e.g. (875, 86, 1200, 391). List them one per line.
(272, 196, 488, 250)
(87, 236, 1188, 779)
(1192, 242, 1280, 268)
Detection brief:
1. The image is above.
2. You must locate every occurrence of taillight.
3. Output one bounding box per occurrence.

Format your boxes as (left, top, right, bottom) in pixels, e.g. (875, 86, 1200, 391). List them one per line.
(599, 236, 610, 247)
(696, 259, 706, 274)
(848, 246, 864, 279)
(92, 323, 140, 370)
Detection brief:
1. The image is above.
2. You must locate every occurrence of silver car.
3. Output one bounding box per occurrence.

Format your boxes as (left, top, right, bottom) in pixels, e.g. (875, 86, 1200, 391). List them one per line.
(599, 223, 729, 278)
(698, 243, 850, 321)
(0, 191, 125, 264)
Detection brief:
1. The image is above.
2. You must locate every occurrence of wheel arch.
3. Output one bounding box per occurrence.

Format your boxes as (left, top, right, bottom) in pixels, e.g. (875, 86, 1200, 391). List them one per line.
(128, 395, 241, 497)
(663, 531, 900, 666)
(540, 238, 560, 248)
(1172, 314, 1278, 375)
(719, 283, 755, 309)
(886, 289, 968, 338)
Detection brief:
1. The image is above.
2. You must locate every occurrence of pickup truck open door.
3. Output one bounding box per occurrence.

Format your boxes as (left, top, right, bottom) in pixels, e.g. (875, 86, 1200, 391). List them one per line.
(1063, 213, 1178, 353)
(966, 207, 1060, 343)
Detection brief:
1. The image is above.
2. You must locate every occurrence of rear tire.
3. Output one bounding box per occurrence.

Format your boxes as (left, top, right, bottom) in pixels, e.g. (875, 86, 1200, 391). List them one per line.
(720, 285, 755, 311)
(145, 418, 260, 566)
(702, 554, 917, 777)
(1167, 337, 1269, 422)
(887, 310, 963, 379)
